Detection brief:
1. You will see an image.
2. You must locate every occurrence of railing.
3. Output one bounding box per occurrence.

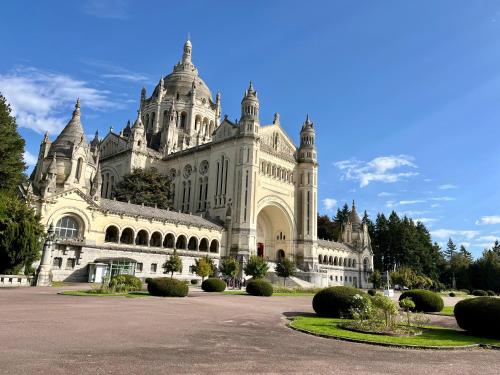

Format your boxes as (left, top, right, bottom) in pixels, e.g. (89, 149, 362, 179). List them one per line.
(0, 275, 33, 287)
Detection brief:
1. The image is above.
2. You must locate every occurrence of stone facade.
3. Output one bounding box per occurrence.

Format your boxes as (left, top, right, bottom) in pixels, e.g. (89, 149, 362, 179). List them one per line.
(26, 39, 373, 287)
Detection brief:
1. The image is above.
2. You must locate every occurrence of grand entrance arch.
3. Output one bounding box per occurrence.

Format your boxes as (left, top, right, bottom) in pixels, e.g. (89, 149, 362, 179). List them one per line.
(256, 202, 295, 261)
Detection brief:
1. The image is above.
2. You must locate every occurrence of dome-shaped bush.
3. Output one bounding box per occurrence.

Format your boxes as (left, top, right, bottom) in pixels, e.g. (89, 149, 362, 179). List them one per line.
(147, 277, 188, 297)
(486, 290, 496, 296)
(246, 279, 273, 296)
(367, 289, 377, 296)
(110, 274, 142, 292)
(201, 278, 226, 292)
(454, 297, 500, 338)
(449, 292, 456, 297)
(191, 279, 198, 285)
(472, 289, 488, 296)
(398, 289, 443, 312)
(312, 286, 369, 317)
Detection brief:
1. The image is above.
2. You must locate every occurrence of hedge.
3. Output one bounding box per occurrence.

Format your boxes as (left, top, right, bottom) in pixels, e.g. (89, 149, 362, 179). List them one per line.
(246, 279, 273, 296)
(191, 279, 198, 285)
(201, 278, 226, 292)
(399, 289, 444, 312)
(312, 286, 369, 318)
(110, 274, 142, 292)
(472, 289, 488, 296)
(146, 277, 188, 297)
(454, 297, 500, 338)
(367, 289, 377, 296)
(486, 290, 496, 296)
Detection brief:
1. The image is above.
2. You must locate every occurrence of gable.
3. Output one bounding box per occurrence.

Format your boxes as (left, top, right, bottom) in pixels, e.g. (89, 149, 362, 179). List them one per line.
(213, 118, 239, 142)
(259, 124, 297, 160)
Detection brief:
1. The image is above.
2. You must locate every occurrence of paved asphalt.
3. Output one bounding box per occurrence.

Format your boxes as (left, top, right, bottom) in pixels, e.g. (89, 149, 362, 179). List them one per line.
(0, 287, 499, 375)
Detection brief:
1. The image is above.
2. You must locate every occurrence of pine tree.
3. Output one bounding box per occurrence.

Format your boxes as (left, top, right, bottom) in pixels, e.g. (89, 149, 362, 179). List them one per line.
(0, 94, 25, 193)
(459, 245, 473, 263)
(443, 238, 457, 262)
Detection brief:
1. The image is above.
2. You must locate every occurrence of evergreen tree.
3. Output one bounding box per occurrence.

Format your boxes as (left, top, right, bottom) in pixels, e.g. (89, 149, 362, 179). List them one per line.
(0, 94, 25, 193)
(317, 214, 335, 240)
(332, 203, 350, 241)
(113, 167, 172, 209)
(275, 258, 296, 285)
(243, 255, 269, 279)
(163, 249, 182, 277)
(443, 238, 457, 262)
(459, 245, 473, 263)
(219, 257, 240, 282)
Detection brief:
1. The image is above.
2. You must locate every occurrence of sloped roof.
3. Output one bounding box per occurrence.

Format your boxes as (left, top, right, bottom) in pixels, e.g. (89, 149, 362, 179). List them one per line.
(49, 99, 88, 157)
(317, 239, 353, 252)
(99, 198, 223, 230)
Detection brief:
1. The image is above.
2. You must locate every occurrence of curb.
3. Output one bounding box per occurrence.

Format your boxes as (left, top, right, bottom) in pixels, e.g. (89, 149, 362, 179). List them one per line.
(288, 322, 487, 351)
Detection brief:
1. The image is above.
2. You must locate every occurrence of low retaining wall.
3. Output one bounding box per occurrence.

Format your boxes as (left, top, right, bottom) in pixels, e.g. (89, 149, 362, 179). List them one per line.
(0, 275, 33, 287)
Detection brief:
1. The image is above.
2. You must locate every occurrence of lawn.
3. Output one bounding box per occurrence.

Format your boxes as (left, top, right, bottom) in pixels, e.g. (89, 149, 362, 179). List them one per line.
(60, 290, 151, 298)
(290, 316, 500, 348)
(437, 306, 454, 316)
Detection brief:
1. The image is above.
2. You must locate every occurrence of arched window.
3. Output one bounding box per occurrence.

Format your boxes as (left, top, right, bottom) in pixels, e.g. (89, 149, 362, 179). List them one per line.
(75, 158, 83, 181)
(199, 238, 209, 252)
(334, 256, 338, 266)
(343, 258, 348, 267)
(150, 232, 162, 247)
(176, 235, 187, 249)
(348, 259, 352, 268)
(120, 228, 134, 244)
(180, 112, 187, 128)
(55, 216, 80, 238)
(163, 233, 175, 248)
(338, 257, 343, 267)
(135, 230, 149, 246)
(352, 259, 357, 268)
(329, 256, 333, 265)
(318, 255, 322, 264)
(104, 226, 119, 243)
(188, 237, 198, 251)
(363, 258, 369, 271)
(209, 239, 219, 253)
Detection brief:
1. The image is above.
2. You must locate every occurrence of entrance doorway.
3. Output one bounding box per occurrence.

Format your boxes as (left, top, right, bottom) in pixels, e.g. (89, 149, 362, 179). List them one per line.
(257, 242, 264, 257)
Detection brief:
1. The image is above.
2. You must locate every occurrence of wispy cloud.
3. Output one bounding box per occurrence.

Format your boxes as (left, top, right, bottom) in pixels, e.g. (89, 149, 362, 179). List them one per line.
(430, 229, 479, 240)
(81, 0, 131, 19)
(399, 199, 426, 205)
(476, 235, 499, 242)
(84, 60, 149, 82)
(0, 67, 115, 134)
(430, 197, 455, 201)
(475, 215, 500, 225)
(377, 192, 394, 197)
(438, 184, 458, 190)
(414, 217, 437, 224)
(322, 198, 338, 212)
(334, 155, 418, 187)
(23, 151, 37, 167)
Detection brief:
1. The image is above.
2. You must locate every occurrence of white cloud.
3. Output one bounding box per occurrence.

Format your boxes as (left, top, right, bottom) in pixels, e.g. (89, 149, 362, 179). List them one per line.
(334, 155, 418, 187)
(475, 215, 500, 225)
(460, 242, 471, 248)
(423, 178, 432, 182)
(386, 200, 396, 208)
(23, 151, 37, 167)
(0, 67, 114, 135)
(81, 0, 131, 19)
(430, 229, 480, 240)
(322, 198, 338, 212)
(476, 235, 499, 242)
(430, 203, 441, 208)
(84, 60, 149, 82)
(377, 192, 393, 197)
(430, 197, 455, 201)
(438, 184, 458, 190)
(399, 199, 426, 205)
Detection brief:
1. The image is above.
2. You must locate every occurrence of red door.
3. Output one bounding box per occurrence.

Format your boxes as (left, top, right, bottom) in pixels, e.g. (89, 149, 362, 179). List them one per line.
(257, 242, 264, 257)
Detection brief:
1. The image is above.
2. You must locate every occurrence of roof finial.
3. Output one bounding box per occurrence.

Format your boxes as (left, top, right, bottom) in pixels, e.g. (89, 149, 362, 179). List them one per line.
(76, 98, 80, 109)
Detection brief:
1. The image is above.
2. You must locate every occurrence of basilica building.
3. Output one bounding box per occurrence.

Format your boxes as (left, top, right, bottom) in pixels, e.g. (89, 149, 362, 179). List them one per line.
(27, 39, 373, 288)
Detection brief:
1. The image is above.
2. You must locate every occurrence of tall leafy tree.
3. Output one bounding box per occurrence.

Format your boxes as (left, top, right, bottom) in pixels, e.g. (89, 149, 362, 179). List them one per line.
(163, 249, 182, 277)
(193, 255, 215, 281)
(275, 258, 296, 285)
(0, 94, 25, 192)
(113, 167, 172, 209)
(243, 255, 269, 279)
(219, 257, 240, 282)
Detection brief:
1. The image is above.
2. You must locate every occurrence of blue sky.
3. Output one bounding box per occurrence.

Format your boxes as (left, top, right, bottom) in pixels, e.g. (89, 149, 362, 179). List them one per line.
(1, 0, 499, 257)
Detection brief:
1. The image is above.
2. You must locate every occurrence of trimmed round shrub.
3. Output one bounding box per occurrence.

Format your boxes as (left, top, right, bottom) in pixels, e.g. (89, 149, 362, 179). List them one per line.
(191, 279, 198, 285)
(246, 279, 273, 296)
(367, 289, 377, 296)
(486, 290, 496, 296)
(399, 289, 444, 312)
(201, 278, 226, 292)
(472, 289, 488, 296)
(449, 292, 456, 297)
(454, 297, 500, 338)
(459, 289, 470, 295)
(145, 277, 152, 284)
(313, 286, 369, 318)
(147, 277, 188, 297)
(110, 274, 142, 292)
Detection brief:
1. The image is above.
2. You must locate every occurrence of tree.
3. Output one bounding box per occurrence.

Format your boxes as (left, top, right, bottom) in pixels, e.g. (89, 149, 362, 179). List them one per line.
(275, 258, 296, 285)
(243, 255, 269, 279)
(443, 238, 457, 289)
(459, 245, 473, 263)
(317, 214, 335, 240)
(0, 94, 25, 193)
(0, 194, 44, 274)
(163, 249, 182, 277)
(468, 244, 500, 293)
(113, 167, 172, 209)
(368, 270, 383, 289)
(219, 257, 240, 282)
(193, 255, 215, 281)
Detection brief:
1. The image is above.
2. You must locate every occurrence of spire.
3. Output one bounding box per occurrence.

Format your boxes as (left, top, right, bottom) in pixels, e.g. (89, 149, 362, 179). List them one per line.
(182, 36, 192, 64)
(350, 200, 362, 227)
(42, 131, 49, 143)
(49, 98, 87, 156)
(133, 107, 144, 129)
(91, 130, 99, 148)
(273, 112, 280, 125)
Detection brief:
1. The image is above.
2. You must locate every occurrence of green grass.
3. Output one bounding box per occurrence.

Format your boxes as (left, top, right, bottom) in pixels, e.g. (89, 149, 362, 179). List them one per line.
(290, 316, 500, 348)
(223, 290, 315, 297)
(60, 290, 151, 298)
(438, 306, 455, 316)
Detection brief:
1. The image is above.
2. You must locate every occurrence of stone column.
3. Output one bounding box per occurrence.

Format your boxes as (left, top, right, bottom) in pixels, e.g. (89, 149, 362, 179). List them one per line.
(36, 223, 55, 286)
